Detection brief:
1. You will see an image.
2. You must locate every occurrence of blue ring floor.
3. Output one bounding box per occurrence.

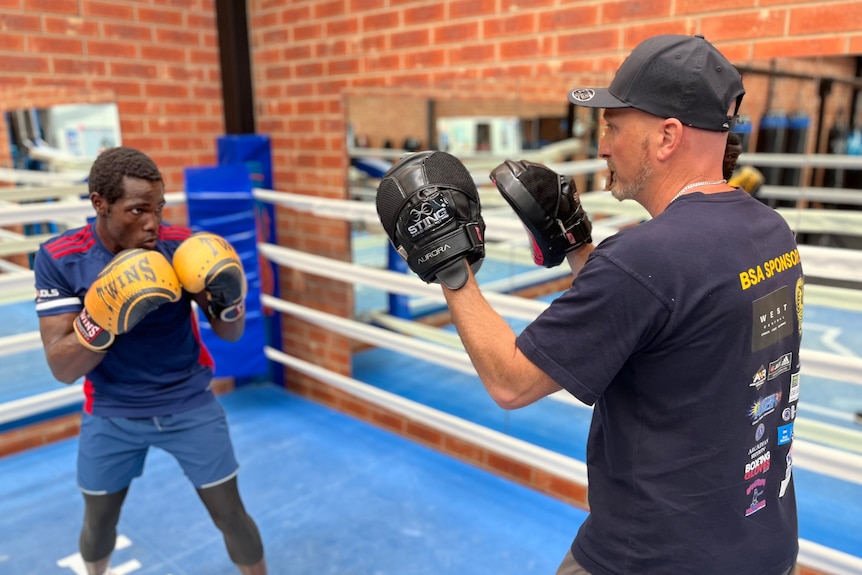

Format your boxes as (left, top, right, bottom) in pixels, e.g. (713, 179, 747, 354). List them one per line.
(0, 384, 587, 574)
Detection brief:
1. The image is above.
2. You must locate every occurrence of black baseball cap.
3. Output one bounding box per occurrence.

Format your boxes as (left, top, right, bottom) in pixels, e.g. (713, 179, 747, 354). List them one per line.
(568, 34, 745, 132)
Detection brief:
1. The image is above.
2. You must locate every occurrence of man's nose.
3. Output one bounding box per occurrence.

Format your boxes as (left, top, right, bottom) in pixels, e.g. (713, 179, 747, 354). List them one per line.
(142, 212, 159, 230)
(597, 140, 610, 159)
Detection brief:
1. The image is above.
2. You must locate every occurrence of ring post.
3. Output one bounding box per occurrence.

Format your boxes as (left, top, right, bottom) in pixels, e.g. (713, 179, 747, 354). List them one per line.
(184, 163, 270, 386)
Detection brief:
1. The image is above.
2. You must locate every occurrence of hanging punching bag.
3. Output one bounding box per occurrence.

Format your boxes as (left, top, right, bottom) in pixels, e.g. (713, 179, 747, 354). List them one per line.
(823, 118, 849, 189)
(781, 112, 810, 187)
(755, 110, 788, 188)
(734, 115, 753, 152)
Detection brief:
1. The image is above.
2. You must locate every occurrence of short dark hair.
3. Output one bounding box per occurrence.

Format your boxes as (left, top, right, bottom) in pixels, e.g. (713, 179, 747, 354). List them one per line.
(726, 132, 742, 147)
(88, 146, 162, 204)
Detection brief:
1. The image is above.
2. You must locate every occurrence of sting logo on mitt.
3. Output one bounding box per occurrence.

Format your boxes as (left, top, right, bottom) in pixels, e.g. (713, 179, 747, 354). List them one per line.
(376, 151, 485, 290)
(490, 159, 592, 268)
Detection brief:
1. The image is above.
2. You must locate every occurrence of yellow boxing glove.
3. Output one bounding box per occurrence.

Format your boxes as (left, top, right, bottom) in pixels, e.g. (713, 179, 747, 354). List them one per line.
(729, 165, 765, 196)
(172, 232, 247, 322)
(74, 249, 182, 351)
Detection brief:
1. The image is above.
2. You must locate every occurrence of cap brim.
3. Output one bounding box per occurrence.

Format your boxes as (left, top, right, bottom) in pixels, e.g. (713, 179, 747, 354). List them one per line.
(567, 87, 629, 109)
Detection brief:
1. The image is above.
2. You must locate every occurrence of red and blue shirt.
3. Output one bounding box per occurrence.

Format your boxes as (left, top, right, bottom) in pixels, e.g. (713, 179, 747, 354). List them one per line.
(34, 223, 216, 417)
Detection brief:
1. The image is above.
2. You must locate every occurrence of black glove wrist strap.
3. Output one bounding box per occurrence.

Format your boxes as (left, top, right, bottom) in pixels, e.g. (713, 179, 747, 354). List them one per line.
(404, 222, 483, 273)
(560, 214, 592, 252)
(557, 176, 592, 252)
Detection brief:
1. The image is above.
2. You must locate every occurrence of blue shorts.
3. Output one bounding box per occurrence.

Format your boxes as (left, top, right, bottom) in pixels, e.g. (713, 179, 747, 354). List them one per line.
(77, 399, 239, 495)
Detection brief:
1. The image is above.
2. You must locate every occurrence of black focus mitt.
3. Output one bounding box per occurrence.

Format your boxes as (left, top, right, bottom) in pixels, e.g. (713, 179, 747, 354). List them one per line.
(490, 159, 592, 268)
(376, 151, 485, 289)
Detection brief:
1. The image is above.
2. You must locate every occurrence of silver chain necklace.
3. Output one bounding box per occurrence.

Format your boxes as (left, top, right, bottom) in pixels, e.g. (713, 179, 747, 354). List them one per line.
(669, 179, 726, 205)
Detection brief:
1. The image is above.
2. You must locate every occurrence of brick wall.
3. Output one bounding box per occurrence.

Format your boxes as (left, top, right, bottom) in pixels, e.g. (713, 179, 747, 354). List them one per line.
(0, 0, 224, 194)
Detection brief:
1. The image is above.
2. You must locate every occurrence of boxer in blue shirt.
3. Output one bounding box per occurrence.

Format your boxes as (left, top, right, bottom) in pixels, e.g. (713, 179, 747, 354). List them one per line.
(34, 146, 266, 575)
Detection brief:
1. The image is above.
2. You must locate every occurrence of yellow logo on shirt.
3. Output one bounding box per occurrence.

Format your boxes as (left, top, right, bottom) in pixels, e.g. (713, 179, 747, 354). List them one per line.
(739, 248, 801, 290)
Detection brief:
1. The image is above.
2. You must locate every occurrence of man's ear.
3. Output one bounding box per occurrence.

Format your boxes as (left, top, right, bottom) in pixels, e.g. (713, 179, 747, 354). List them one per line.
(656, 118, 684, 162)
(90, 192, 107, 216)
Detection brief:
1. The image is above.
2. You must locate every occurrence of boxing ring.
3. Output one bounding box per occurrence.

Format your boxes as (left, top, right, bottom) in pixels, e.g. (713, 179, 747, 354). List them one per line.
(1, 154, 862, 575)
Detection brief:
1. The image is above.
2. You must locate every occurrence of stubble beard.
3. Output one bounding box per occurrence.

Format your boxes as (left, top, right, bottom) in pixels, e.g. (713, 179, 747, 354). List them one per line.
(610, 138, 652, 202)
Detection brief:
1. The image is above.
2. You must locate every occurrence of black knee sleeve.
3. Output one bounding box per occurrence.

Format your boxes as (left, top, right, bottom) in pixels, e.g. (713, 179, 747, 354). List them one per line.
(80, 489, 128, 562)
(198, 478, 264, 565)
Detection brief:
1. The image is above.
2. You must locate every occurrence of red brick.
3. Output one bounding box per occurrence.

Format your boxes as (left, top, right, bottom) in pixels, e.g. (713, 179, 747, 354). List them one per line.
(700, 11, 787, 43)
(404, 3, 445, 26)
(349, 0, 386, 10)
(294, 23, 323, 42)
(789, 2, 862, 35)
(0, 13, 41, 32)
(370, 409, 404, 433)
(87, 39, 138, 59)
(404, 49, 446, 70)
(326, 17, 358, 37)
(312, 0, 343, 19)
(753, 37, 847, 59)
(155, 28, 200, 46)
(486, 452, 533, 482)
(484, 14, 537, 38)
(327, 57, 361, 76)
(499, 37, 542, 60)
(109, 62, 158, 79)
(538, 6, 600, 30)
(83, 1, 133, 19)
(0, 54, 50, 73)
(434, 21, 480, 44)
(24, 0, 78, 14)
(141, 44, 186, 63)
(676, 0, 753, 14)
(450, 0, 496, 19)
(54, 58, 106, 75)
(442, 436, 486, 460)
(0, 33, 25, 51)
(558, 29, 620, 56)
(449, 43, 494, 65)
(28, 36, 84, 54)
(391, 29, 430, 50)
(0, 414, 81, 458)
(102, 23, 154, 42)
(601, 0, 672, 24)
(137, 6, 184, 26)
(44, 16, 100, 36)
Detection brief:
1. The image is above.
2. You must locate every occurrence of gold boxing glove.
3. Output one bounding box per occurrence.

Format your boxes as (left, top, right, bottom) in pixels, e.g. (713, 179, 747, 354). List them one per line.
(74, 249, 182, 351)
(729, 165, 765, 196)
(172, 232, 247, 322)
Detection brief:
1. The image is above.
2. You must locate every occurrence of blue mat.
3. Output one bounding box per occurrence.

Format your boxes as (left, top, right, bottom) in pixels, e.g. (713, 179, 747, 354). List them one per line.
(0, 384, 587, 574)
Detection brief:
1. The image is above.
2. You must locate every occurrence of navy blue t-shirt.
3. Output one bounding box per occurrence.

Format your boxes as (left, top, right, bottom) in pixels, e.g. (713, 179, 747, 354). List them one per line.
(34, 223, 217, 417)
(518, 190, 801, 575)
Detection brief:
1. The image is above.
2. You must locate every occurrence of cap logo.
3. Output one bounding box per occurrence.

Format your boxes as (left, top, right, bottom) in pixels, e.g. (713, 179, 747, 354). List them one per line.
(569, 88, 596, 102)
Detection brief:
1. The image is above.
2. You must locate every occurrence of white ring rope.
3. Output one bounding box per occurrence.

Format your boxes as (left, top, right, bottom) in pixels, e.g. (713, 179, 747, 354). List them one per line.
(735, 152, 862, 169)
(0, 332, 42, 357)
(0, 183, 87, 202)
(258, 287, 862, 485)
(0, 385, 82, 426)
(758, 185, 862, 206)
(257, 242, 547, 321)
(798, 540, 862, 575)
(263, 345, 589, 484)
(261, 294, 475, 375)
(0, 191, 186, 227)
